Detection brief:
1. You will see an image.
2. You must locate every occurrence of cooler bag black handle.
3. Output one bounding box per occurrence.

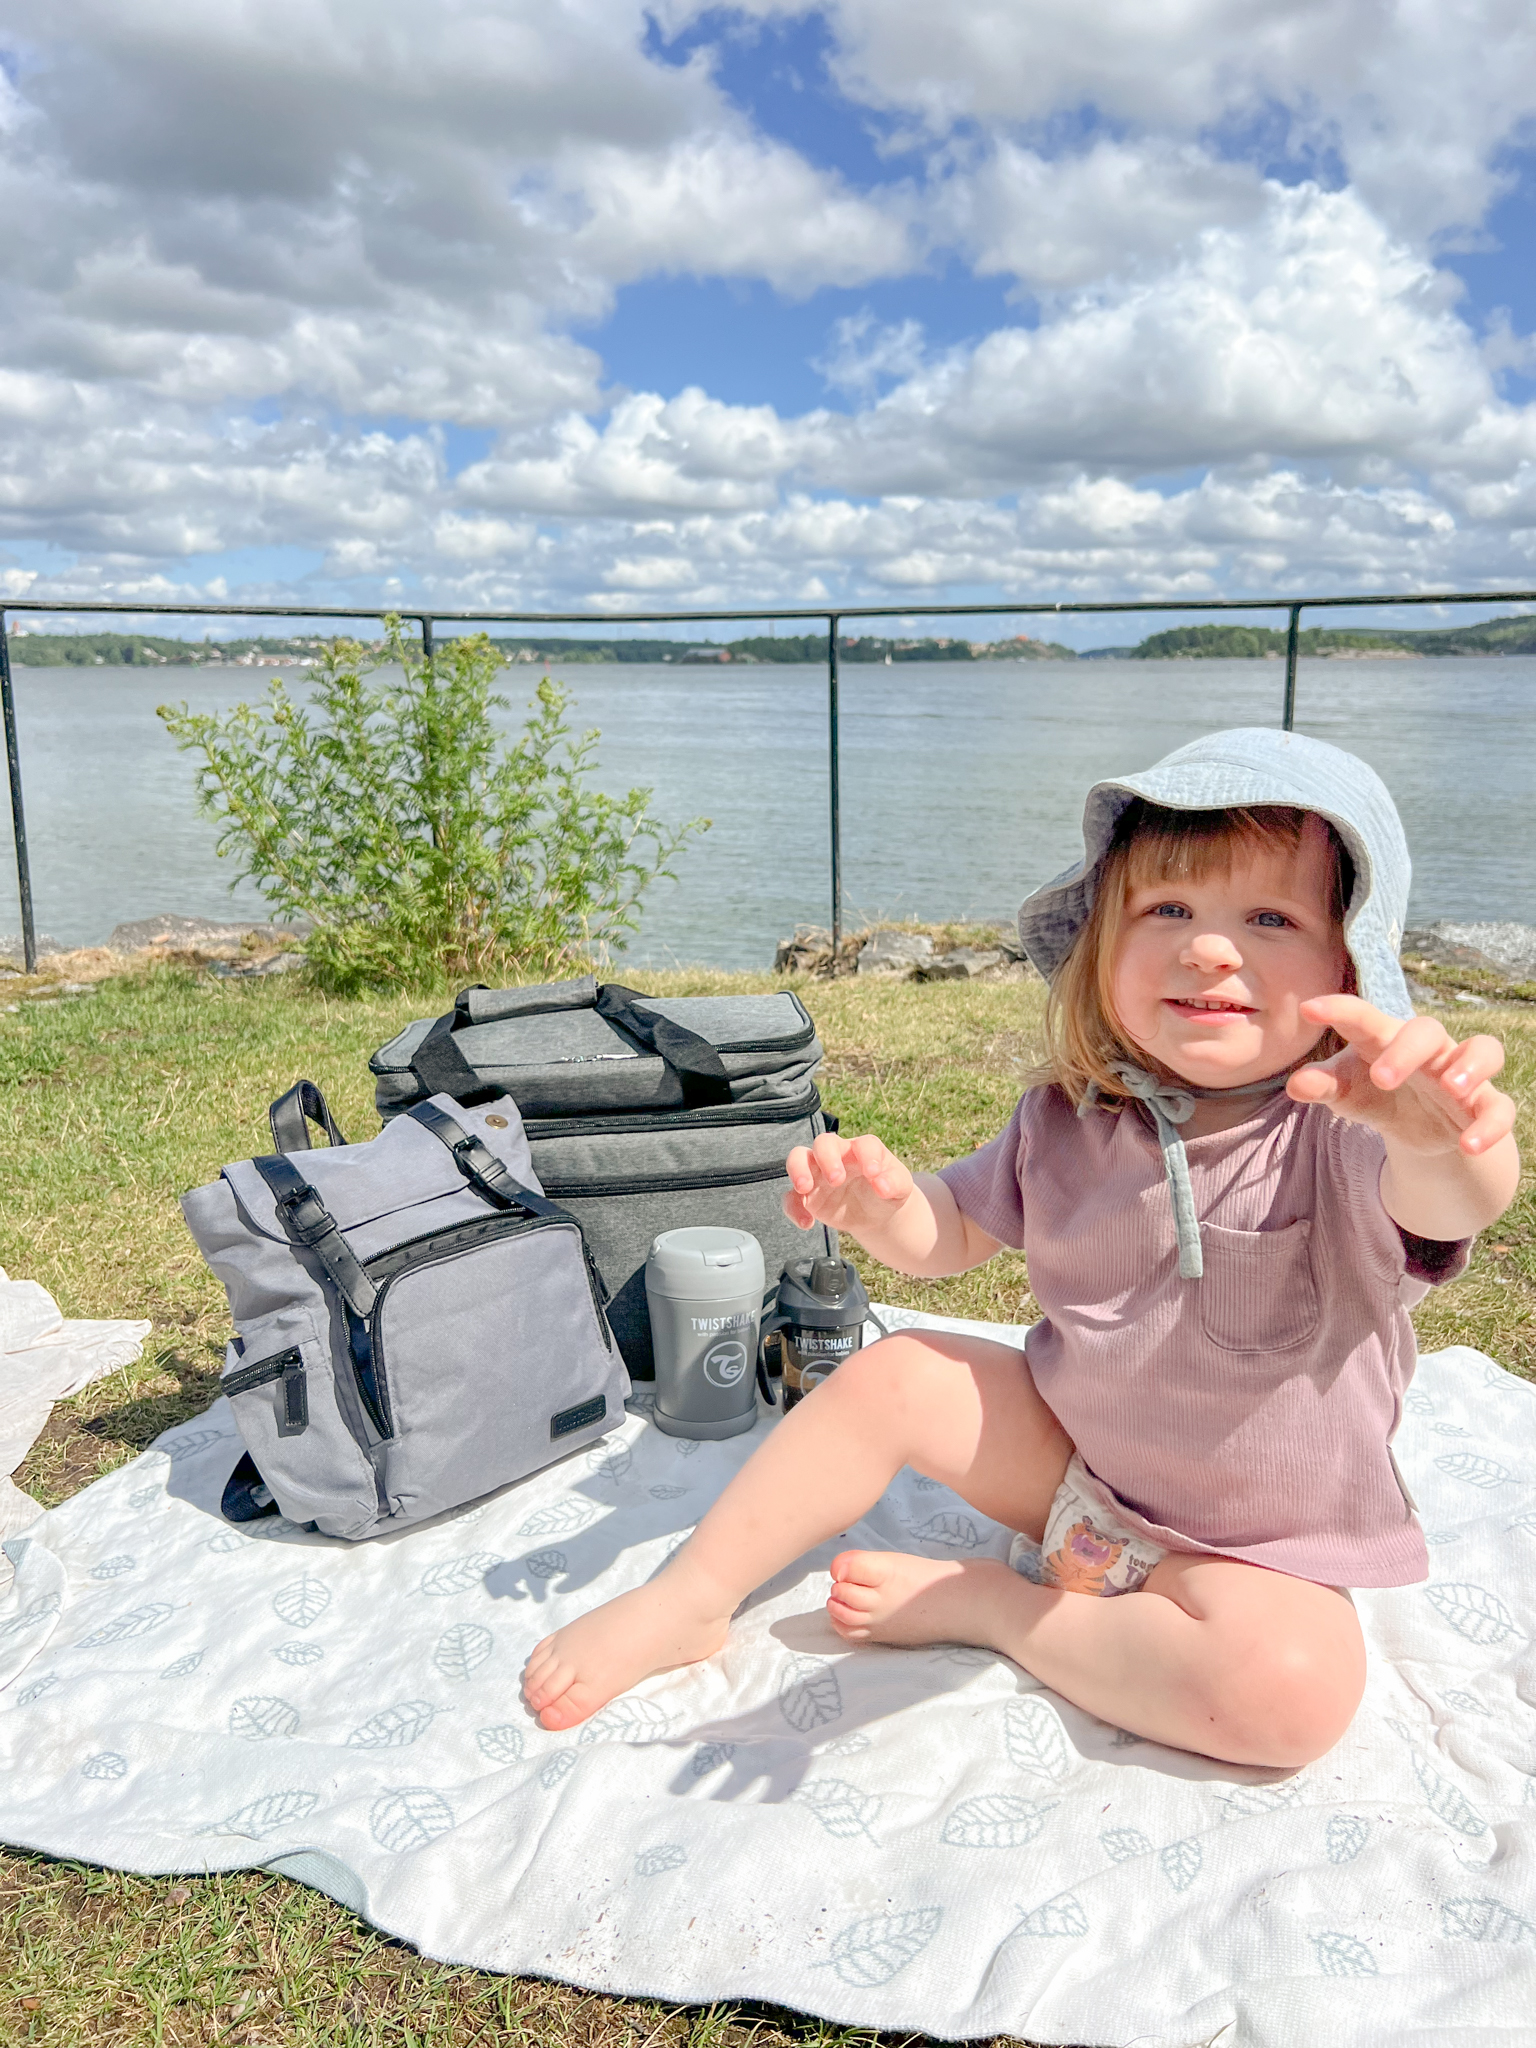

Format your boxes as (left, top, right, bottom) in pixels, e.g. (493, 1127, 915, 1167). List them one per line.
(269, 1079, 348, 1155)
(406, 979, 735, 1109)
(594, 984, 733, 1107)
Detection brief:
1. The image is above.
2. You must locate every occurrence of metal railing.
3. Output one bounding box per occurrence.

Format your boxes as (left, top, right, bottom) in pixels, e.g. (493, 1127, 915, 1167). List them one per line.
(2, 586, 1534, 974)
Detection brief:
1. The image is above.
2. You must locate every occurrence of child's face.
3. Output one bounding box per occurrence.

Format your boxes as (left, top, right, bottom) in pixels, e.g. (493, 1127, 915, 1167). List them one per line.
(1109, 814, 1350, 1089)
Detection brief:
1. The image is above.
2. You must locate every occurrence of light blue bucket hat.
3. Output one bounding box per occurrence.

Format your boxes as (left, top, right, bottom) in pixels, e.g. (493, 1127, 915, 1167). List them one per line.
(1017, 727, 1414, 1281)
(1017, 726, 1413, 1021)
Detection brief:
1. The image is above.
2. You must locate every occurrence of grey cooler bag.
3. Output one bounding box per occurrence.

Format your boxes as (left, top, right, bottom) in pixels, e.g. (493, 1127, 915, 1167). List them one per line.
(370, 977, 837, 1378)
(181, 1080, 628, 1539)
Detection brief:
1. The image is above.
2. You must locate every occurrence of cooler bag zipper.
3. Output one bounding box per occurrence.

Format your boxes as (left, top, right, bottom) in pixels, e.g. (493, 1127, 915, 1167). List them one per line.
(523, 1089, 820, 1144)
(537, 1160, 790, 1200)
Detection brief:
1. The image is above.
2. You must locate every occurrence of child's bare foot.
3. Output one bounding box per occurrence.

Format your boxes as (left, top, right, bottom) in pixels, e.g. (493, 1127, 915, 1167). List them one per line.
(827, 1547, 1021, 1649)
(521, 1570, 733, 1731)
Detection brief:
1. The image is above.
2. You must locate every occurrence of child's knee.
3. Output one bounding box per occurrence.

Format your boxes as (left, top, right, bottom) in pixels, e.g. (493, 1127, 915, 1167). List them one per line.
(1195, 1632, 1366, 1768)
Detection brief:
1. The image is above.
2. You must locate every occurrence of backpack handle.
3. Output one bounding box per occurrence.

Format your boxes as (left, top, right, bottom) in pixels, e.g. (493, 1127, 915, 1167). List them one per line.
(269, 1079, 348, 1155)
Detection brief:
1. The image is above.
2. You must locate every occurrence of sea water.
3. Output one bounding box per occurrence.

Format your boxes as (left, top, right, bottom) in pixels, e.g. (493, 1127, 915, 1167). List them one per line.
(2, 656, 1531, 968)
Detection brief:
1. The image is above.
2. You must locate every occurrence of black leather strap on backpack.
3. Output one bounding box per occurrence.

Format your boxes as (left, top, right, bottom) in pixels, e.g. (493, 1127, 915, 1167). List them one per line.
(269, 1079, 348, 1155)
(252, 1154, 377, 1319)
(594, 984, 732, 1107)
(405, 1099, 578, 1227)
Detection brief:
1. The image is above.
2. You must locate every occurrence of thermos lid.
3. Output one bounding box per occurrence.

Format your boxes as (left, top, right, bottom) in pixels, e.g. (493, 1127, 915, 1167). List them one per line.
(645, 1226, 766, 1302)
(773, 1255, 871, 1328)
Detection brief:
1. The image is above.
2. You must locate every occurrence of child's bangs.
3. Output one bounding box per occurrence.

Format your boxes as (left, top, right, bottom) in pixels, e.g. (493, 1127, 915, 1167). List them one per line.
(1117, 801, 1311, 894)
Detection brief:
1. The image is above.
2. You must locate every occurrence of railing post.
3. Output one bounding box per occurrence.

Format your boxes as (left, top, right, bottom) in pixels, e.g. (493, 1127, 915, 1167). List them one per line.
(420, 617, 434, 670)
(827, 614, 841, 954)
(1283, 605, 1301, 731)
(0, 610, 37, 974)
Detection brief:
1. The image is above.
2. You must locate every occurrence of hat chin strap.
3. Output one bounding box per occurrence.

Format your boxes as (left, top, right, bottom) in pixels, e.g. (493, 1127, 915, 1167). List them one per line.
(1078, 1062, 1293, 1282)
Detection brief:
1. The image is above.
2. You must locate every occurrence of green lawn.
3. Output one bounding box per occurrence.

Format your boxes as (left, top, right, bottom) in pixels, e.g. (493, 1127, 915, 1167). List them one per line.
(2, 964, 1532, 2048)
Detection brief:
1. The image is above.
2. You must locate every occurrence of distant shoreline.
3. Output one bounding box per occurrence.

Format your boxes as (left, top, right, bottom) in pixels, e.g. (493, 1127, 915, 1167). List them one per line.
(8, 614, 1536, 668)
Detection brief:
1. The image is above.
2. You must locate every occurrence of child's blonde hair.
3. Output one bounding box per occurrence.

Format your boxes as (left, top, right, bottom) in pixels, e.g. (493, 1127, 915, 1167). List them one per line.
(1037, 799, 1354, 1109)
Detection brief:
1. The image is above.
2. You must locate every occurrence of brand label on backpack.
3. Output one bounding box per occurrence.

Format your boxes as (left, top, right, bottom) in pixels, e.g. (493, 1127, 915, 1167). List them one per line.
(550, 1394, 608, 1439)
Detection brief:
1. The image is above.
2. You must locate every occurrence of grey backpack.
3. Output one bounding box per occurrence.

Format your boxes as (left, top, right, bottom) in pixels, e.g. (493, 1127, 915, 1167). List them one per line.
(369, 977, 837, 1377)
(181, 1080, 628, 1540)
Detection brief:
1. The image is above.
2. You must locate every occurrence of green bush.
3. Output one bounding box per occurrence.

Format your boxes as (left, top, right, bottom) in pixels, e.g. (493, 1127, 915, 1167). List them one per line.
(158, 619, 708, 992)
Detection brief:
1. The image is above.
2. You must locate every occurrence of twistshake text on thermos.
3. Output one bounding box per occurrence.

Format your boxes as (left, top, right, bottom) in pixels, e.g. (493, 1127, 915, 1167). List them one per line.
(644, 1227, 766, 1440)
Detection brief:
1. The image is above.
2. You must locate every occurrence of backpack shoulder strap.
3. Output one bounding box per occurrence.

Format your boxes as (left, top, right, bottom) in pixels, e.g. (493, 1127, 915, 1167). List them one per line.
(405, 1100, 575, 1224)
(251, 1154, 377, 1319)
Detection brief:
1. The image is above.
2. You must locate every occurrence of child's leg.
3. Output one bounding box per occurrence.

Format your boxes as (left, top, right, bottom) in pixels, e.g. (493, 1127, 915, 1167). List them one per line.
(828, 1550, 1366, 1768)
(521, 1329, 1067, 1731)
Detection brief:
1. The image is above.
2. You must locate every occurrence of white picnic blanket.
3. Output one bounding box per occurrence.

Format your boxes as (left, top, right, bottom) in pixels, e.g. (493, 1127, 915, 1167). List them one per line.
(0, 1265, 151, 1560)
(1, 1311, 1533, 2046)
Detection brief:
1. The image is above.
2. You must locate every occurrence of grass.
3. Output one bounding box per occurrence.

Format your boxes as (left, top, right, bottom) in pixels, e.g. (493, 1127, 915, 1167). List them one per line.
(1, 961, 1533, 2047)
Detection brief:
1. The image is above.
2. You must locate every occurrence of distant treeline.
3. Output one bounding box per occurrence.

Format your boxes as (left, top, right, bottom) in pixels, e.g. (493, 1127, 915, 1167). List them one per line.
(8, 615, 1536, 667)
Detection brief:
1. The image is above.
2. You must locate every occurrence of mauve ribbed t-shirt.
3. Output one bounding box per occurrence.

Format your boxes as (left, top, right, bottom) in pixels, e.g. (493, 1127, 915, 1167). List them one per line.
(936, 1085, 1467, 1587)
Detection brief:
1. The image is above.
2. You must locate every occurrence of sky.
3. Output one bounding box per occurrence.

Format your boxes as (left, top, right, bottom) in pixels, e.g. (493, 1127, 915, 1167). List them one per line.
(1, 0, 1535, 642)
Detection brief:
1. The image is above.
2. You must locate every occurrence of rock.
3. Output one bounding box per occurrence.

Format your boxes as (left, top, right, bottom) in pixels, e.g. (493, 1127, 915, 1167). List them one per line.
(1402, 921, 1536, 980)
(918, 947, 1004, 981)
(1453, 990, 1491, 1007)
(0, 934, 65, 962)
(107, 914, 309, 952)
(856, 929, 934, 977)
(774, 925, 833, 975)
(1404, 976, 1442, 1009)
(209, 951, 306, 979)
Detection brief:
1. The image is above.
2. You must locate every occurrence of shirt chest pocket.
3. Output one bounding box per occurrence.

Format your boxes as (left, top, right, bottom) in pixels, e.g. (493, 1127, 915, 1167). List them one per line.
(1198, 1218, 1320, 1354)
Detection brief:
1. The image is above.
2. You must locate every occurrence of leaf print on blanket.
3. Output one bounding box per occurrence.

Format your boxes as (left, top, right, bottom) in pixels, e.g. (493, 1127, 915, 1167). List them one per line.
(1003, 1696, 1069, 1781)
(1159, 1837, 1202, 1892)
(206, 1533, 246, 1554)
(578, 1697, 674, 1746)
(1215, 1782, 1301, 1821)
(1326, 1814, 1370, 1864)
(128, 1485, 162, 1510)
(89, 1556, 136, 1580)
(1441, 1896, 1536, 1945)
(522, 1550, 567, 1581)
(229, 1696, 299, 1741)
(910, 1512, 983, 1551)
(1434, 1453, 1513, 1489)
(160, 1651, 203, 1678)
(1425, 1583, 1519, 1646)
(416, 1553, 501, 1598)
(587, 1442, 631, 1481)
(820, 1906, 942, 1988)
(1441, 1690, 1491, 1716)
(634, 1843, 688, 1876)
(1413, 1755, 1486, 1836)
(1014, 1892, 1088, 1939)
(0, 1593, 59, 1641)
(1099, 1826, 1151, 1864)
(780, 1656, 843, 1734)
(160, 1428, 230, 1462)
(517, 1498, 598, 1539)
(272, 1576, 330, 1630)
(77, 1603, 172, 1647)
(16, 1674, 58, 1705)
(433, 1624, 493, 1681)
(369, 1787, 454, 1854)
(539, 1749, 577, 1789)
(796, 1779, 882, 1842)
(476, 1724, 525, 1766)
(691, 1742, 735, 1776)
(648, 1485, 687, 1501)
(204, 1790, 321, 1841)
(82, 1751, 128, 1781)
(942, 1795, 1053, 1849)
(1312, 1932, 1378, 1977)
(273, 1642, 324, 1668)
(348, 1700, 442, 1749)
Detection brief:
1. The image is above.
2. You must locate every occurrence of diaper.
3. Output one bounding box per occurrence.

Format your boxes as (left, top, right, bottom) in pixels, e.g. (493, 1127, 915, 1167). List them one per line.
(1008, 1454, 1168, 1596)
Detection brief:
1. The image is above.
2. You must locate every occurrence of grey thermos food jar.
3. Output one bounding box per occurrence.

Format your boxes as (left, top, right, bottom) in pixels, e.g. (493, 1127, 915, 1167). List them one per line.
(645, 1226, 766, 1440)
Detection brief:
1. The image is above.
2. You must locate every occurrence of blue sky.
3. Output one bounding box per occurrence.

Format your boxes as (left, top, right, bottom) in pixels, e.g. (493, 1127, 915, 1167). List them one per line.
(2, 0, 1536, 632)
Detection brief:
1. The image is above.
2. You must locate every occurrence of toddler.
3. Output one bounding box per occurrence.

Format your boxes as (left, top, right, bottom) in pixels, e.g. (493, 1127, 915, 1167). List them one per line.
(522, 729, 1519, 1767)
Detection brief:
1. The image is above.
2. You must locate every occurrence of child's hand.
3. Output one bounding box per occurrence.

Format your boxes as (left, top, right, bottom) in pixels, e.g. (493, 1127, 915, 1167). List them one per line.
(783, 1133, 916, 1235)
(1288, 994, 1516, 1158)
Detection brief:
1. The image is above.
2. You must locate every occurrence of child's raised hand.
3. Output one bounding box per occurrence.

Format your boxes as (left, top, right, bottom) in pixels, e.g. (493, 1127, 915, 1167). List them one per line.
(783, 1132, 916, 1235)
(1288, 994, 1516, 1158)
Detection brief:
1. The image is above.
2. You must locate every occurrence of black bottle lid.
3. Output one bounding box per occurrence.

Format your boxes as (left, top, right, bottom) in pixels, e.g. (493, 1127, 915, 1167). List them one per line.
(773, 1255, 871, 1329)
